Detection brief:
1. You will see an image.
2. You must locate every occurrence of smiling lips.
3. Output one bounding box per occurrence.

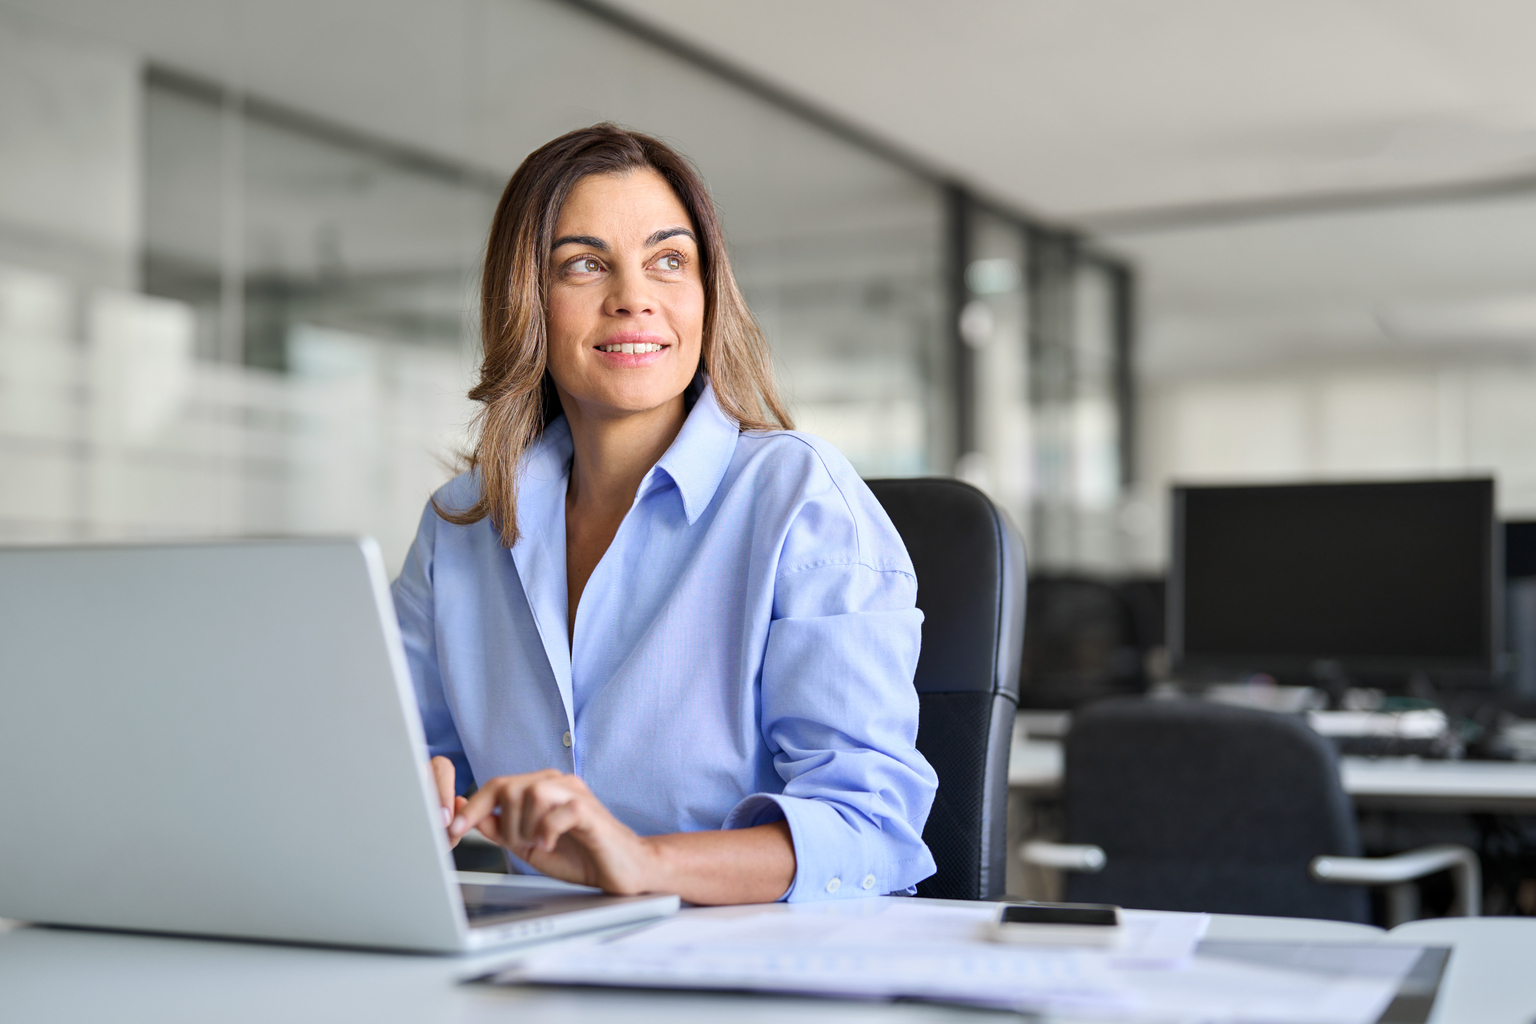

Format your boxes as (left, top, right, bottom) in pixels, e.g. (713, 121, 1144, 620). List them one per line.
(593, 334, 669, 364)
(597, 342, 664, 353)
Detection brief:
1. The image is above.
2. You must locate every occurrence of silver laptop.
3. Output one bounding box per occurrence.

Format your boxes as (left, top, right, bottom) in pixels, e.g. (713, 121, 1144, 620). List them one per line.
(0, 538, 678, 953)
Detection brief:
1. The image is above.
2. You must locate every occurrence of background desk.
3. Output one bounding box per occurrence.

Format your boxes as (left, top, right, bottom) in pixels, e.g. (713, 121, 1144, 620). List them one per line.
(1009, 732, 1536, 814)
(4, 906, 1532, 1024)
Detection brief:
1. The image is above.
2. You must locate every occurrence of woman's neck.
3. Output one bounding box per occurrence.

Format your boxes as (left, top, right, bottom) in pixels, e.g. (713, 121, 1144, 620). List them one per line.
(562, 393, 688, 516)
(560, 391, 688, 647)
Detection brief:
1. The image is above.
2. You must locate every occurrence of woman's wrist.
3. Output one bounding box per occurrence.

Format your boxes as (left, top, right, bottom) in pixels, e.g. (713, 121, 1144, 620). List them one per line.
(627, 823, 796, 904)
(633, 833, 675, 895)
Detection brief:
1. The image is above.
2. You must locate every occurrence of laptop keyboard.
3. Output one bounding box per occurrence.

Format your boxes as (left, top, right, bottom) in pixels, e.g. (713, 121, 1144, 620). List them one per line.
(461, 885, 539, 922)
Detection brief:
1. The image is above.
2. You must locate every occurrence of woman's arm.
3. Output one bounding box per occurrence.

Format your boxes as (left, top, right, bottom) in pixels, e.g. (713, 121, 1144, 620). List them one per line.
(449, 769, 795, 904)
(732, 446, 938, 901)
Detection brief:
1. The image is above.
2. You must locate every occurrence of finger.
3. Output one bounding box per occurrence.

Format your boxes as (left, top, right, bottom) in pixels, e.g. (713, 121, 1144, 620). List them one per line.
(430, 757, 457, 824)
(452, 781, 513, 841)
(531, 800, 584, 853)
(518, 778, 580, 850)
(451, 770, 569, 843)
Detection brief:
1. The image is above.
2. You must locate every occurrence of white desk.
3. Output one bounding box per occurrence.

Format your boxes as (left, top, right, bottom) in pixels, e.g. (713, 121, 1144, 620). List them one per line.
(3, 905, 1531, 1023)
(1010, 735, 1536, 814)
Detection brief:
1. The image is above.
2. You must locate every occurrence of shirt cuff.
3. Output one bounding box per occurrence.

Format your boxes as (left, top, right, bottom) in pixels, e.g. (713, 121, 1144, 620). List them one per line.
(722, 793, 936, 902)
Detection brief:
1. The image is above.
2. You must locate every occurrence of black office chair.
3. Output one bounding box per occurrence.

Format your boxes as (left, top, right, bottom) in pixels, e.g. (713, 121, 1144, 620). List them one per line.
(1025, 698, 1480, 923)
(867, 478, 1026, 900)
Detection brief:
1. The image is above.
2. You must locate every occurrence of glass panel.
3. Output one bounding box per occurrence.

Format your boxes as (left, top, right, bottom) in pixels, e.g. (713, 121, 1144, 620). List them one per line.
(960, 209, 1030, 530)
(141, 76, 493, 569)
(1067, 260, 1123, 571)
(1027, 242, 1126, 572)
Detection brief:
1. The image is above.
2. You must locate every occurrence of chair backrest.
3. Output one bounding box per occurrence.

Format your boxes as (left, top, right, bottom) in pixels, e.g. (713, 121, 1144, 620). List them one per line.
(1062, 697, 1369, 922)
(867, 478, 1026, 900)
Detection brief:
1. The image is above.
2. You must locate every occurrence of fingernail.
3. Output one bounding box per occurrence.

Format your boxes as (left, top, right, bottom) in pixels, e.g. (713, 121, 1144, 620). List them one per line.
(441, 806, 452, 827)
(450, 816, 466, 834)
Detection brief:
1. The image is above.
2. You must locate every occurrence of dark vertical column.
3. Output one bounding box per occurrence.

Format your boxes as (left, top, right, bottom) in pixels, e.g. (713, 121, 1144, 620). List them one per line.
(1023, 227, 1046, 562)
(1110, 261, 1137, 488)
(944, 183, 974, 471)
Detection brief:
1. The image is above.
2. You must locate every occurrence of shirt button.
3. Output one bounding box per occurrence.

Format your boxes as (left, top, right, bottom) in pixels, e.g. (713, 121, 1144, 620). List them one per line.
(561, 731, 572, 748)
(862, 874, 876, 890)
(825, 877, 841, 894)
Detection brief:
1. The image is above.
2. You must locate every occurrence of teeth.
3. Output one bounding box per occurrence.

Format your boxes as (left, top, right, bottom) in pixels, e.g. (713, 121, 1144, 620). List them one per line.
(598, 343, 663, 353)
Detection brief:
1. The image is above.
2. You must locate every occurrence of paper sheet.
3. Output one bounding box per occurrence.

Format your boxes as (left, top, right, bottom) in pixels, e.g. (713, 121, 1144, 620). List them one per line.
(1118, 943, 1426, 1024)
(489, 901, 1125, 1012)
(1113, 910, 1210, 966)
(476, 901, 1423, 1024)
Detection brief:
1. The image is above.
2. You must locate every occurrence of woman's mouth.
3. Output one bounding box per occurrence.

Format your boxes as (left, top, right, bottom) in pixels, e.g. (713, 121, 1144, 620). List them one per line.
(596, 342, 665, 354)
(593, 334, 670, 365)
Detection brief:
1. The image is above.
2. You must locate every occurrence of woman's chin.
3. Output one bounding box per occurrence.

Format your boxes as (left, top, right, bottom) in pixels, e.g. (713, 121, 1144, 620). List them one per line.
(567, 382, 690, 422)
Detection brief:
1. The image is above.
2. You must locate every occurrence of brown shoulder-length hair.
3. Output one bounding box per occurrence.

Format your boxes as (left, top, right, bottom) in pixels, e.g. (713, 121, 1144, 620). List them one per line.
(436, 124, 792, 547)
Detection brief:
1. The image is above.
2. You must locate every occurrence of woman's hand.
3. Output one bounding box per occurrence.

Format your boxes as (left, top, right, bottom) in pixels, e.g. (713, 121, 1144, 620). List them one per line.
(448, 769, 656, 893)
(429, 756, 469, 848)
(445, 768, 798, 903)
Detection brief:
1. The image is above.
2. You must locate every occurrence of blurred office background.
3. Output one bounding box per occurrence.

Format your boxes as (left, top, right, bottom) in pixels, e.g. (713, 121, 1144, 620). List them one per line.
(6, 0, 1536, 918)
(0, 0, 1135, 576)
(5, 0, 1536, 581)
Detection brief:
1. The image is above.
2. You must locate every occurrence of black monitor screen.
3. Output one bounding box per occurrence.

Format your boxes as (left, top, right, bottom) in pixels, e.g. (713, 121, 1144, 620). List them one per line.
(1171, 479, 1497, 672)
(1508, 521, 1536, 579)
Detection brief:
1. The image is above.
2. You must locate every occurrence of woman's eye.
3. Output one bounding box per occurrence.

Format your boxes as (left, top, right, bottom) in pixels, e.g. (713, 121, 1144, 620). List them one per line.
(576, 257, 601, 273)
(656, 255, 683, 272)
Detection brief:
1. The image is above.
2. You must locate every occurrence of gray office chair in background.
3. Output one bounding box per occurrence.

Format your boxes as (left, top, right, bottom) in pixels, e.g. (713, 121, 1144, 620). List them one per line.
(867, 478, 1026, 901)
(1023, 698, 1480, 924)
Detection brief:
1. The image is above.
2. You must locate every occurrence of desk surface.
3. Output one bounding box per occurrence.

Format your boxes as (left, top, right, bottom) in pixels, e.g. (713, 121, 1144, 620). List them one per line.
(3, 905, 1531, 1024)
(1010, 733, 1536, 813)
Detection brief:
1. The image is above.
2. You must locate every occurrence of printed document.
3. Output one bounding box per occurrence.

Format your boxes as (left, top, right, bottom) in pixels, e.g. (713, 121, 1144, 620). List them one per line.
(475, 900, 1428, 1023)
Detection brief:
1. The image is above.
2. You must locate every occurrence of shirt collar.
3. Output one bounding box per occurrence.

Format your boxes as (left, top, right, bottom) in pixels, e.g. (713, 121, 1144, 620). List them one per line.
(650, 375, 739, 524)
(521, 373, 739, 527)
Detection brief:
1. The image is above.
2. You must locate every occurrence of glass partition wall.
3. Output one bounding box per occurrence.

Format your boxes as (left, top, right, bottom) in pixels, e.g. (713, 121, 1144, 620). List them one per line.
(956, 200, 1137, 573)
(0, 0, 1134, 575)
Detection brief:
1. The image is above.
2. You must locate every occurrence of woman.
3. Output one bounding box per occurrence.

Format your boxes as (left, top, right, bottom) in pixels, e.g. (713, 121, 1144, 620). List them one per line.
(393, 124, 936, 905)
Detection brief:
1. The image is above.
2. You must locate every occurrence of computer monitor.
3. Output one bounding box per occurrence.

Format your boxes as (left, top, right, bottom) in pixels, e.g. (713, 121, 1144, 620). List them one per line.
(1169, 479, 1500, 677)
(1507, 520, 1536, 580)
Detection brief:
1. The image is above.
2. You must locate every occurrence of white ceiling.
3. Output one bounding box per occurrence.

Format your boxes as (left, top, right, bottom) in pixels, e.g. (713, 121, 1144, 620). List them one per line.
(12, 0, 1536, 224)
(597, 0, 1536, 222)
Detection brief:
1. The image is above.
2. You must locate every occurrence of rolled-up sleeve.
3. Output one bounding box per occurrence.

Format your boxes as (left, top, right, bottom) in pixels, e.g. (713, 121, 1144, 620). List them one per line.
(392, 504, 473, 792)
(722, 469, 938, 901)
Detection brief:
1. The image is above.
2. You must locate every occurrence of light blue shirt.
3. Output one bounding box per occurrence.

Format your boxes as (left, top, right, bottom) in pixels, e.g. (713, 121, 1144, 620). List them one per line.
(392, 378, 938, 901)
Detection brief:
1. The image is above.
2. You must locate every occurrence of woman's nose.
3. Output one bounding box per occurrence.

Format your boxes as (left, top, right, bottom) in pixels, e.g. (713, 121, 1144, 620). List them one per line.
(603, 266, 656, 317)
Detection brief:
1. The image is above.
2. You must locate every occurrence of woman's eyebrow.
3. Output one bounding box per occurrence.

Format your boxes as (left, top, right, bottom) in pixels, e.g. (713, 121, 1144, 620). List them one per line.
(646, 227, 695, 246)
(551, 234, 608, 252)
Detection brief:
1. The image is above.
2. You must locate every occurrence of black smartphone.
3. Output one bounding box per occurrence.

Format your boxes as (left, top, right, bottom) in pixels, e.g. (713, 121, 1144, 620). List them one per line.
(989, 902, 1123, 945)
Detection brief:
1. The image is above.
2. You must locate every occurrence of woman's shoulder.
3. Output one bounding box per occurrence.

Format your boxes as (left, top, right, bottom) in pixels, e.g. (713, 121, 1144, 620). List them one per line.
(412, 471, 494, 548)
(732, 428, 865, 497)
(430, 470, 483, 514)
(729, 429, 911, 573)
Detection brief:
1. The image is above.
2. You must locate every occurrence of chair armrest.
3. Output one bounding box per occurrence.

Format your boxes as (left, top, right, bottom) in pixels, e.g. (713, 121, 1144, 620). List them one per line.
(1020, 841, 1106, 873)
(1310, 843, 1481, 917)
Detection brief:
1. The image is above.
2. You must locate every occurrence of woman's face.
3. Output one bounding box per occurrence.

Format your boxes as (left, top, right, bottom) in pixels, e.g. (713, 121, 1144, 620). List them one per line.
(544, 168, 705, 423)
